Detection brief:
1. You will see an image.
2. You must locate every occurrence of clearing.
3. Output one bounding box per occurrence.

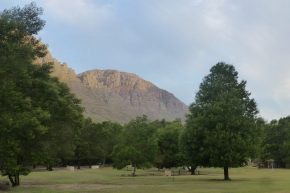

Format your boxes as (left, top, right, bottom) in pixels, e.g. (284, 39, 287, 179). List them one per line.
(1, 167, 290, 193)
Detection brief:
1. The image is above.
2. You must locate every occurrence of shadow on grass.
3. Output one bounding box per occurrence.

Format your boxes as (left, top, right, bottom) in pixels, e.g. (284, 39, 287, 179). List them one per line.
(200, 178, 251, 182)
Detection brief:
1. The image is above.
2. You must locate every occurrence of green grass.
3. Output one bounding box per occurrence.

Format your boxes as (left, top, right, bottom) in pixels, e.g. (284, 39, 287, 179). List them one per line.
(1, 167, 290, 193)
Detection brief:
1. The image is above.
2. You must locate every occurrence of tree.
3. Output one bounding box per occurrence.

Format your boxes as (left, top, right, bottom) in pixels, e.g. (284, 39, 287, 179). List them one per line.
(253, 117, 267, 164)
(74, 118, 99, 169)
(98, 121, 123, 166)
(74, 119, 123, 169)
(186, 62, 259, 180)
(179, 119, 210, 175)
(154, 120, 183, 169)
(0, 3, 48, 186)
(261, 117, 290, 168)
(0, 3, 84, 185)
(39, 80, 83, 171)
(112, 116, 158, 176)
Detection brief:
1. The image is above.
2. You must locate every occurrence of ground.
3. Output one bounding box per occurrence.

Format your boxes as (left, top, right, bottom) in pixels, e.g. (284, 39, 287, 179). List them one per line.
(1, 167, 290, 193)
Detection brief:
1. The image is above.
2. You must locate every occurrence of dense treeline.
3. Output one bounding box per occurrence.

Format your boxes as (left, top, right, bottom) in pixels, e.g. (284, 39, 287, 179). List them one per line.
(2, 3, 290, 187)
(112, 116, 184, 176)
(259, 116, 290, 168)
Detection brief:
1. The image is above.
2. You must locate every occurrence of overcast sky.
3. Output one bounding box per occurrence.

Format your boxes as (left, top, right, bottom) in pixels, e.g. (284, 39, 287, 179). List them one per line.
(1, 0, 290, 121)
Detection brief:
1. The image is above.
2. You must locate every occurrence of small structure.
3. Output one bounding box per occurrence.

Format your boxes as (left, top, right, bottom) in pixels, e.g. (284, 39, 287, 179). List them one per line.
(66, 166, 75, 171)
(257, 159, 281, 168)
(164, 170, 172, 176)
(266, 159, 274, 169)
(91, 165, 100, 169)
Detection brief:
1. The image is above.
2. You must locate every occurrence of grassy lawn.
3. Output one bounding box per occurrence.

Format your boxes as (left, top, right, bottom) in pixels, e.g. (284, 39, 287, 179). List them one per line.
(1, 167, 290, 193)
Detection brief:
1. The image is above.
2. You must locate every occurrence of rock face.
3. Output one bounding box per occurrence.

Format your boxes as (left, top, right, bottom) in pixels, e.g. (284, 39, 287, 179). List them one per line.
(35, 51, 188, 123)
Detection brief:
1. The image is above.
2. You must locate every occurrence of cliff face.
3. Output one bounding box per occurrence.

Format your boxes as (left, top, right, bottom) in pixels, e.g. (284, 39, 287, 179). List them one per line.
(34, 51, 79, 82)
(36, 51, 188, 123)
(78, 70, 188, 122)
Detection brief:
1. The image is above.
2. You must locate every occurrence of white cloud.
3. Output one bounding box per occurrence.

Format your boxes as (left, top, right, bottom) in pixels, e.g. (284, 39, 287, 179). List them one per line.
(144, 0, 290, 119)
(43, 0, 113, 29)
(201, 0, 228, 30)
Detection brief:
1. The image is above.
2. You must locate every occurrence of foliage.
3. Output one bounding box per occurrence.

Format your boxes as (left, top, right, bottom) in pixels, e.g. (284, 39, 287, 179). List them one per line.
(97, 121, 123, 165)
(0, 3, 47, 186)
(0, 3, 84, 186)
(154, 120, 184, 169)
(112, 116, 158, 176)
(74, 119, 122, 167)
(261, 116, 290, 167)
(179, 119, 210, 174)
(39, 80, 83, 170)
(1, 2, 45, 35)
(185, 62, 259, 180)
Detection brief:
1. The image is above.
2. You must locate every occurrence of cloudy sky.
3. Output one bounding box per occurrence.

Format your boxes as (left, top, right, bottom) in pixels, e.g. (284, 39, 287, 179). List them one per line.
(1, 0, 290, 121)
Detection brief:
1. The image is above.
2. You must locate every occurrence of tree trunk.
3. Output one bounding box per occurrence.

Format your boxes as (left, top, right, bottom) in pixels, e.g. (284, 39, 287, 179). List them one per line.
(77, 159, 81, 170)
(186, 166, 197, 175)
(8, 173, 20, 186)
(15, 174, 20, 186)
(88, 159, 92, 168)
(223, 166, 230, 180)
(47, 164, 53, 171)
(190, 166, 197, 175)
(102, 156, 106, 167)
(8, 175, 15, 187)
(132, 166, 136, 176)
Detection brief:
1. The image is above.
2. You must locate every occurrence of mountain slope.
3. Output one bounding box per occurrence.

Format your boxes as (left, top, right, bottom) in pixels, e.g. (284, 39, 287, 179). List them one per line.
(35, 51, 188, 123)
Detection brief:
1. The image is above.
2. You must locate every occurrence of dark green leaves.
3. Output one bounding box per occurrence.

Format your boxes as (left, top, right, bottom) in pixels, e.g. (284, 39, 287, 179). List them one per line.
(1, 2, 45, 35)
(112, 116, 158, 173)
(184, 62, 259, 179)
(0, 3, 83, 185)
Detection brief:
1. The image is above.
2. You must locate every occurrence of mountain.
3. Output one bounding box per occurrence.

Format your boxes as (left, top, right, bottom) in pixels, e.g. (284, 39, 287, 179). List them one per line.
(35, 51, 188, 123)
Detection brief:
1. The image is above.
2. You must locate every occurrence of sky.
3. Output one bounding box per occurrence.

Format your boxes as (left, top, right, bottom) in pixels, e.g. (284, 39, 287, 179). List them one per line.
(1, 0, 290, 121)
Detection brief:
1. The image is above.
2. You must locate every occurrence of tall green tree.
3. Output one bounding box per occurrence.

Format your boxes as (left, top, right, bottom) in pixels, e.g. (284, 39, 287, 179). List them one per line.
(112, 116, 158, 176)
(0, 3, 47, 186)
(155, 120, 183, 169)
(254, 117, 267, 163)
(98, 121, 123, 166)
(0, 3, 84, 185)
(179, 119, 209, 175)
(74, 118, 99, 169)
(39, 80, 83, 171)
(74, 119, 122, 168)
(186, 62, 258, 180)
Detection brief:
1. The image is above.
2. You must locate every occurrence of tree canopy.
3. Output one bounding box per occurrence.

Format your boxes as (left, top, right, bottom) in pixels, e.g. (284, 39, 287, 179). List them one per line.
(0, 3, 84, 186)
(185, 62, 259, 180)
(112, 116, 158, 176)
(155, 120, 184, 169)
(261, 116, 290, 168)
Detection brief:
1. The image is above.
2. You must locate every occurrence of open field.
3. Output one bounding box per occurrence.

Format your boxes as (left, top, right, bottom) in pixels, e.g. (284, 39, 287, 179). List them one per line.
(1, 167, 290, 193)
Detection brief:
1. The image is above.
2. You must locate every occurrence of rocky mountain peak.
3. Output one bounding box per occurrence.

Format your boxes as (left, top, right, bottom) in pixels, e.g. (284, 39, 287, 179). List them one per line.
(79, 70, 154, 91)
(36, 49, 188, 123)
